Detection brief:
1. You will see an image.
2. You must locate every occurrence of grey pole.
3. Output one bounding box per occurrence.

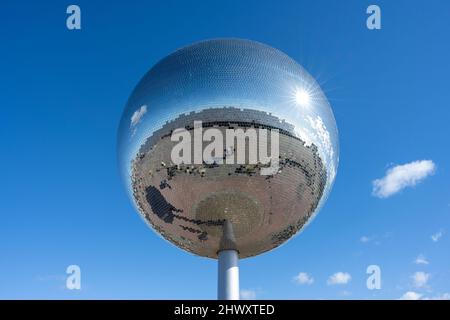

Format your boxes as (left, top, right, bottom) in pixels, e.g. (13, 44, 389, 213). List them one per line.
(218, 249, 239, 300)
(217, 220, 240, 300)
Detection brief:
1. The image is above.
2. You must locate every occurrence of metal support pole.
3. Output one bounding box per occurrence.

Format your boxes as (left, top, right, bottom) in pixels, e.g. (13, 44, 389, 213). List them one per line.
(218, 249, 239, 300)
(217, 220, 239, 300)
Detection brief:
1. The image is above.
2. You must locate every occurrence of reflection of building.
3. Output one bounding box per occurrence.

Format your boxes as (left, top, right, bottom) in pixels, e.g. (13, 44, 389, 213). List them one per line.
(131, 107, 327, 258)
(139, 107, 296, 155)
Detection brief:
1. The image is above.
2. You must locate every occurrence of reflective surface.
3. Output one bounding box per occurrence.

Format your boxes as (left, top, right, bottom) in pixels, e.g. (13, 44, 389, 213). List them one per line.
(118, 39, 339, 258)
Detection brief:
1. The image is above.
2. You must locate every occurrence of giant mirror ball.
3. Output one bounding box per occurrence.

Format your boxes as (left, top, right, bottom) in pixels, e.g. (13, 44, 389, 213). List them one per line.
(117, 39, 339, 258)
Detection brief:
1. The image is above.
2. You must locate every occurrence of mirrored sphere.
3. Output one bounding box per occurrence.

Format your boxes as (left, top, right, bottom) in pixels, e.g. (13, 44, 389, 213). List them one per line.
(118, 39, 339, 258)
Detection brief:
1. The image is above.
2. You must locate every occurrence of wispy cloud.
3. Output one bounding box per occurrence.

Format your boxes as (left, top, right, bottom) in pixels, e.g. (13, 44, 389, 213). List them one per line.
(327, 272, 351, 285)
(400, 291, 423, 300)
(240, 289, 257, 300)
(412, 271, 430, 288)
(431, 230, 444, 242)
(424, 293, 450, 300)
(35, 274, 67, 291)
(339, 290, 351, 297)
(372, 160, 435, 198)
(414, 254, 429, 265)
(130, 105, 147, 128)
(35, 274, 65, 282)
(400, 292, 450, 300)
(359, 232, 391, 245)
(360, 236, 371, 243)
(293, 272, 314, 285)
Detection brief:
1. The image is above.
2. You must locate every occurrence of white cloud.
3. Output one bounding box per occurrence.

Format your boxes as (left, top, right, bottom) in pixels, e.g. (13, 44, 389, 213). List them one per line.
(327, 272, 351, 285)
(412, 271, 430, 288)
(431, 230, 444, 242)
(293, 272, 314, 285)
(372, 160, 435, 198)
(240, 289, 256, 300)
(400, 291, 450, 300)
(414, 254, 429, 265)
(400, 291, 423, 300)
(307, 115, 336, 182)
(359, 233, 392, 245)
(360, 236, 371, 243)
(130, 105, 147, 128)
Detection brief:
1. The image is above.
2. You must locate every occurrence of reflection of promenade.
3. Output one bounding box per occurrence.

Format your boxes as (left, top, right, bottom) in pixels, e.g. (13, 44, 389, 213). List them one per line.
(130, 106, 328, 258)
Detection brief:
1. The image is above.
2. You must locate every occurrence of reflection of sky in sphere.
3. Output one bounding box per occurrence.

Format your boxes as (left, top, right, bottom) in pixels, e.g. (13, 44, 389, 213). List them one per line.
(118, 38, 339, 215)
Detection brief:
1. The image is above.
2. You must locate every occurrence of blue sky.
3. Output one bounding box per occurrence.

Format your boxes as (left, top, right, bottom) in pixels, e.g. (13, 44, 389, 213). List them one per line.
(1, 0, 450, 299)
